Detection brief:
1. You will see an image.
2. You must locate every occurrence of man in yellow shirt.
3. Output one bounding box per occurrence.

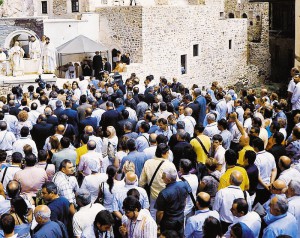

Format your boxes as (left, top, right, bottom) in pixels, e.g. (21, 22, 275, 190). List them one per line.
(75, 134, 89, 165)
(218, 149, 249, 191)
(190, 124, 211, 164)
(238, 134, 254, 166)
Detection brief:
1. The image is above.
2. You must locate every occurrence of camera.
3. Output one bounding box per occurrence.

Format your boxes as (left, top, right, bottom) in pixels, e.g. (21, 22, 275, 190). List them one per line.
(35, 75, 46, 89)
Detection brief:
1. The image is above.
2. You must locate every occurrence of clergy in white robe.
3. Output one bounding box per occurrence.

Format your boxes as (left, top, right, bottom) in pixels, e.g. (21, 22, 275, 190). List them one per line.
(9, 41, 25, 77)
(42, 37, 57, 74)
(29, 36, 41, 59)
(0, 49, 7, 75)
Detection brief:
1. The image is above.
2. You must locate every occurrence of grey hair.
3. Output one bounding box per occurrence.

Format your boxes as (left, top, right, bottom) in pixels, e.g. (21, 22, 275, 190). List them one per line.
(289, 180, 300, 196)
(76, 189, 91, 206)
(184, 107, 193, 116)
(163, 167, 177, 182)
(207, 113, 216, 121)
(35, 209, 51, 220)
(193, 88, 201, 96)
(274, 195, 289, 214)
(177, 129, 186, 140)
(230, 173, 243, 186)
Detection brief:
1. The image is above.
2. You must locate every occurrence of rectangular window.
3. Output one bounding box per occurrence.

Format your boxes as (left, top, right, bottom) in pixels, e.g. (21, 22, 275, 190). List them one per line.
(220, 12, 224, 18)
(193, 44, 199, 57)
(41, 1, 47, 14)
(181, 55, 187, 74)
(72, 0, 79, 12)
(229, 40, 232, 49)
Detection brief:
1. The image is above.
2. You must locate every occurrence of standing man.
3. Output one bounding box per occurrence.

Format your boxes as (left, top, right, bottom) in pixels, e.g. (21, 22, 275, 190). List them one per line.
(9, 41, 25, 76)
(42, 37, 56, 74)
(93, 51, 103, 79)
(103, 58, 111, 73)
(291, 73, 300, 116)
(29, 35, 41, 59)
(155, 167, 190, 236)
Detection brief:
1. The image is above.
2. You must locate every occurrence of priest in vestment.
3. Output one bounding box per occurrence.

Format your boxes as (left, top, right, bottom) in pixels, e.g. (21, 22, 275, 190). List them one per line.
(42, 37, 57, 74)
(9, 41, 25, 76)
(0, 48, 7, 75)
(29, 35, 41, 59)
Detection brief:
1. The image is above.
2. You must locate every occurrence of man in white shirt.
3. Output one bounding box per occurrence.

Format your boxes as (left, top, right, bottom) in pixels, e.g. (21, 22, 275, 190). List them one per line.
(183, 107, 196, 137)
(78, 76, 89, 95)
(224, 198, 261, 238)
(0, 121, 16, 155)
(91, 101, 105, 126)
(28, 103, 40, 126)
(234, 99, 244, 124)
(73, 189, 104, 238)
(291, 73, 300, 111)
(252, 117, 268, 149)
(12, 127, 37, 157)
(278, 156, 300, 185)
(212, 134, 226, 173)
(287, 67, 299, 103)
(213, 171, 251, 234)
(203, 113, 220, 140)
(286, 179, 300, 238)
(78, 140, 103, 176)
(2, 105, 17, 133)
(253, 137, 277, 205)
(0, 152, 22, 193)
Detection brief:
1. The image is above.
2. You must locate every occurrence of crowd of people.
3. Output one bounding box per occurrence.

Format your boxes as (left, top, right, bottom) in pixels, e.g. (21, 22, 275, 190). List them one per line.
(0, 67, 299, 238)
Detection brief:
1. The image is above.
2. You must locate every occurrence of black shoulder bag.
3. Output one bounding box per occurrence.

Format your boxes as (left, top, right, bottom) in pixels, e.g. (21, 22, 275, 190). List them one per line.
(144, 161, 164, 199)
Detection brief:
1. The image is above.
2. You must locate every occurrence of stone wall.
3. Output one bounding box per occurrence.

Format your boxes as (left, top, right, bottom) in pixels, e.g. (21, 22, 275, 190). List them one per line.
(0, 18, 44, 47)
(96, 7, 143, 64)
(224, 0, 271, 79)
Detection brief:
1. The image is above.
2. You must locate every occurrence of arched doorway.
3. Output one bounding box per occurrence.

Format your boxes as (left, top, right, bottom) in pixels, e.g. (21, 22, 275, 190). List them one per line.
(228, 13, 235, 18)
(242, 13, 248, 18)
(4, 30, 40, 58)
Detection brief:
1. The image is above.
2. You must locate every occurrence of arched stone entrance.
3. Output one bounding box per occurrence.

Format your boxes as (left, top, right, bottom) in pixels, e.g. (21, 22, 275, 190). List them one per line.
(4, 29, 40, 57)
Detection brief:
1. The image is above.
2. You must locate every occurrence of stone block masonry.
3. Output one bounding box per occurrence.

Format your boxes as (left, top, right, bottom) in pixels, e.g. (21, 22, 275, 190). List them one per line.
(98, 4, 250, 88)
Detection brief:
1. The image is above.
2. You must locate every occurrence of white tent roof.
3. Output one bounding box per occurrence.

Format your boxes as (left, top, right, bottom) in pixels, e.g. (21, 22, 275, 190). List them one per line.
(56, 35, 108, 54)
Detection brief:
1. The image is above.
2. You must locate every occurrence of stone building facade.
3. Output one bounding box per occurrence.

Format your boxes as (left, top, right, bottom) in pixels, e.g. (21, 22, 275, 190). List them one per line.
(0, 0, 271, 88)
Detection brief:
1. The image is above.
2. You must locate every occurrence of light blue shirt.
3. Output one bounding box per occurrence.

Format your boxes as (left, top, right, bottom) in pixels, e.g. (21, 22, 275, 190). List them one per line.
(216, 99, 228, 119)
(185, 209, 220, 238)
(136, 133, 150, 152)
(263, 212, 298, 238)
(112, 184, 149, 214)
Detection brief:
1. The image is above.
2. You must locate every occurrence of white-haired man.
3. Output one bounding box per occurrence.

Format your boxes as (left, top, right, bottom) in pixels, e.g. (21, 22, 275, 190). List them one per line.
(33, 205, 67, 238)
(286, 179, 300, 238)
(203, 113, 220, 140)
(155, 167, 190, 237)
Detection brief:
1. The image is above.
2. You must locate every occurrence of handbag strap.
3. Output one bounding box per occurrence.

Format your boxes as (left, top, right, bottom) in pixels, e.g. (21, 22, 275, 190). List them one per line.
(45, 163, 48, 171)
(181, 176, 197, 208)
(0, 131, 8, 145)
(1, 167, 8, 184)
(208, 173, 220, 182)
(149, 161, 164, 188)
(195, 136, 209, 156)
(142, 135, 150, 146)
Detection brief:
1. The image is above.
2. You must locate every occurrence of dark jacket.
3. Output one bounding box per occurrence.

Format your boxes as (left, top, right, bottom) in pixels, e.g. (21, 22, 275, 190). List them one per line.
(79, 117, 98, 134)
(100, 109, 122, 133)
(31, 122, 54, 150)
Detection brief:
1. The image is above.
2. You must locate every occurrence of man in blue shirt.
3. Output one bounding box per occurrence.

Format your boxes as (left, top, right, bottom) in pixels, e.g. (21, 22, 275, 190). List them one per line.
(120, 139, 148, 178)
(185, 192, 220, 238)
(33, 205, 67, 238)
(262, 195, 298, 238)
(155, 167, 190, 237)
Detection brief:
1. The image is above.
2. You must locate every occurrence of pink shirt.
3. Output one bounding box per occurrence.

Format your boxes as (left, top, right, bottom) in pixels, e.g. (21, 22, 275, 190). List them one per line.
(35, 162, 55, 182)
(14, 167, 47, 197)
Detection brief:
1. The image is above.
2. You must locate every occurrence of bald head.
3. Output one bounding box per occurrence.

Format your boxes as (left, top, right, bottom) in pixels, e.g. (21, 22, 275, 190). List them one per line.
(84, 125, 94, 135)
(85, 108, 93, 117)
(149, 133, 157, 144)
(34, 205, 51, 224)
(279, 156, 291, 170)
(239, 135, 250, 147)
(87, 140, 96, 150)
(197, 192, 211, 208)
(271, 179, 287, 194)
(7, 180, 21, 198)
(56, 124, 65, 134)
(230, 171, 243, 186)
(125, 171, 137, 185)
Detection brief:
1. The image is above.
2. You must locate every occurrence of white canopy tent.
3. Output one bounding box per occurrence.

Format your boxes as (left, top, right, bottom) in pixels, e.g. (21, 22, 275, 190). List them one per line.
(56, 35, 109, 76)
